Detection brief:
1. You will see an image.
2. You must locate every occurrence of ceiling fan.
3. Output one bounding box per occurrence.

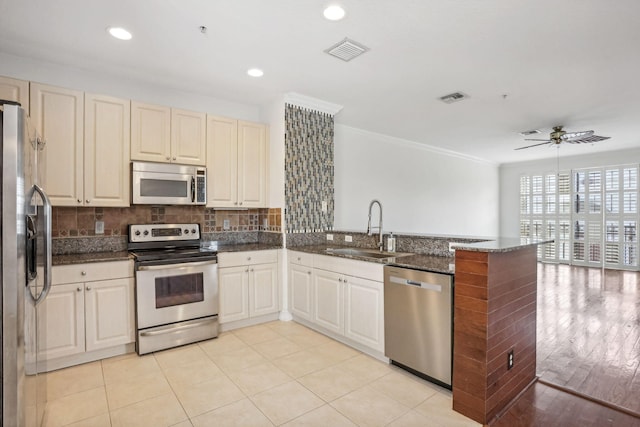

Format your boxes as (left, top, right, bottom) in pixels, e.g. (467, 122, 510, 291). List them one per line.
(515, 126, 610, 150)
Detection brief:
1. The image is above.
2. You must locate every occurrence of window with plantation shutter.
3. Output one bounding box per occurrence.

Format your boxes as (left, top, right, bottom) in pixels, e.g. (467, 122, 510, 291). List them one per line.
(519, 164, 639, 270)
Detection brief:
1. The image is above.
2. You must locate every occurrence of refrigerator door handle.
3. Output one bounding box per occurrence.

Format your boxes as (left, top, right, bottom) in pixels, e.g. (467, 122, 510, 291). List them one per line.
(30, 184, 52, 306)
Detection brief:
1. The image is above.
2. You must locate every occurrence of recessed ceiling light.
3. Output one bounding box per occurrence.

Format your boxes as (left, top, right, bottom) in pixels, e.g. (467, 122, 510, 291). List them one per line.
(247, 68, 264, 77)
(107, 27, 132, 40)
(323, 5, 345, 21)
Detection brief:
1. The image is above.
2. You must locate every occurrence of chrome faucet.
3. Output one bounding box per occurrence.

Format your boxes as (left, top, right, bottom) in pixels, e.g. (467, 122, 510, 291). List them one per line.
(366, 199, 383, 251)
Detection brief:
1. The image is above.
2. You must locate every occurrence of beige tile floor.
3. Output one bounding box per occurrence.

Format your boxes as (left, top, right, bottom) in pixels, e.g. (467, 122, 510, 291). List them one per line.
(40, 321, 481, 427)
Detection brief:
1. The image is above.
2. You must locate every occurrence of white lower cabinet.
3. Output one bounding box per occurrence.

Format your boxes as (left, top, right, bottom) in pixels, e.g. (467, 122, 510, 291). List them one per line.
(344, 275, 384, 351)
(38, 261, 134, 365)
(288, 251, 385, 353)
(313, 269, 344, 335)
(218, 250, 279, 324)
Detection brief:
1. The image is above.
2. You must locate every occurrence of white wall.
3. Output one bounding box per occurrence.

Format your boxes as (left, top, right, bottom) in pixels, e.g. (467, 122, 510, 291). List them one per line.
(499, 147, 640, 237)
(0, 52, 261, 121)
(334, 125, 500, 237)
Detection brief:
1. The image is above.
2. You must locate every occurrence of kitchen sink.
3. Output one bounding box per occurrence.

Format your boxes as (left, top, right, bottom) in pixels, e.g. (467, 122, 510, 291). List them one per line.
(325, 247, 413, 260)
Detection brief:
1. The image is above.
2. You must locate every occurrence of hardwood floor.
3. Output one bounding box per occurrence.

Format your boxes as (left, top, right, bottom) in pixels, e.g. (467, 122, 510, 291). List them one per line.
(491, 381, 640, 427)
(536, 263, 640, 415)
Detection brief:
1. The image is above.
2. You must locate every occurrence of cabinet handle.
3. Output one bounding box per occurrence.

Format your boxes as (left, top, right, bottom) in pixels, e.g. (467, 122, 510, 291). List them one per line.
(239, 202, 243, 206)
(250, 268, 254, 272)
(77, 199, 82, 204)
(166, 156, 170, 161)
(76, 287, 82, 292)
(81, 271, 87, 276)
(344, 279, 348, 283)
(247, 257, 251, 261)
(307, 271, 311, 275)
(297, 257, 301, 261)
(172, 157, 177, 161)
(338, 278, 343, 282)
(85, 199, 90, 204)
(245, 268, 249, 273)
(234, 202, 238, 205)
(86, 286, 91, 291)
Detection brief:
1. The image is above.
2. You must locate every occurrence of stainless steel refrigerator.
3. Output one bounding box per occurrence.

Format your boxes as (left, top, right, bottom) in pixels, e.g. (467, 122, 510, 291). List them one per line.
(1, 101, 52, 426)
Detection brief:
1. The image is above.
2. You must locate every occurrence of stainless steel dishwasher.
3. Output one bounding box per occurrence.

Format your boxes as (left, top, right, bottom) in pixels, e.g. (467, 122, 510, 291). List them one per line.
(384, 265, 453, 388)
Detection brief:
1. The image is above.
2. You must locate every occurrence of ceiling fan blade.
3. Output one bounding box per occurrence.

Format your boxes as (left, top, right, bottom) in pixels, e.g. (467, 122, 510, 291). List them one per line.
(515, 141, 553, 150)
(524, 138, 552, 142)
(565, 135, 610, 144)
(562, 130, 594, 141)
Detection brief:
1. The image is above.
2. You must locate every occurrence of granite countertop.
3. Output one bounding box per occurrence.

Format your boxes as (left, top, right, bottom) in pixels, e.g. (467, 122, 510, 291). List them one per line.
(289, 245, 455, 274)
(215, 242, 283, 253)
(453, 238, 554, 253)
(53, 251, 132, 266)
(53, 243, 283, 266)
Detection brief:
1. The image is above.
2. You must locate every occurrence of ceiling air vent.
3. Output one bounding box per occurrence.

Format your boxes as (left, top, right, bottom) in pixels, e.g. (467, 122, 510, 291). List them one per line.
(325, 38, 369, 62)
(519, 129, 541, 136)
(439, 92, 468, 104)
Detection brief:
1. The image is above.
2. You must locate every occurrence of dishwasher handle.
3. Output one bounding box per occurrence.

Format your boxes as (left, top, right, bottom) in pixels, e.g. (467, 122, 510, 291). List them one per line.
(389, 275, 443, 292)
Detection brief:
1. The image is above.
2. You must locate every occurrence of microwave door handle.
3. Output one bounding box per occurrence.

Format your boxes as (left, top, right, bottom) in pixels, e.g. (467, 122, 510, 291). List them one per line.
(191, 176, 195, 203)
(31, 184, 52, 306)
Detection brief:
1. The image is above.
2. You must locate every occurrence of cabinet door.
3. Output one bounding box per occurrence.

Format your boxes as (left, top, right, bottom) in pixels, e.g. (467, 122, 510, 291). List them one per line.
(249, 263, 278, 317)
(30, 83, 84, 206)
(0, 76, 29, 111)
(171, 108, 206, 165)
(344, 276, 385, 352)
(313, 269, 344, 335)
(289, 263, 313, 321)
(38, 283, 84, 360)
(84, 93, 131, 207)
(85, 278, 135, 352)
(206, 115, 238, 207)
(130, 101, 171, 163)
(237, 120, 268, 208)
(219, 266, 249, 323)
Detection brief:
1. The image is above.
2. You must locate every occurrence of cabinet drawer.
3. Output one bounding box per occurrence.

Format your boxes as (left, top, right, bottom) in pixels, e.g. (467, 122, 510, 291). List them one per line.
(218, 250, 278, 267)
(288, 250, 313, 267)
(52, 260, 133, 285)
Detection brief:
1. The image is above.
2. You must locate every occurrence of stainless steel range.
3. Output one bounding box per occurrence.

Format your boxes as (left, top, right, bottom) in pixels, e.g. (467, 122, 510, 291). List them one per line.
(128, 223, 219, 355)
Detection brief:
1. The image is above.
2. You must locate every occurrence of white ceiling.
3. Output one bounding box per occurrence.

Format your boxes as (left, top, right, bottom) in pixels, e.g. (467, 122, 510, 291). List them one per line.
(1, 0, 639, 164)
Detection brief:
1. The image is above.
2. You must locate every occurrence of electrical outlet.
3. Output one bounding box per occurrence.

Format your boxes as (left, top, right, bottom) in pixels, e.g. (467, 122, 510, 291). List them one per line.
(507, 350, 514, 370)
(95, 220, 104, 235)
(326, 234, 334, 241)
(223, 219, 230, 230)
(321, 201, 328, 213)
(345, 235, 353, 242)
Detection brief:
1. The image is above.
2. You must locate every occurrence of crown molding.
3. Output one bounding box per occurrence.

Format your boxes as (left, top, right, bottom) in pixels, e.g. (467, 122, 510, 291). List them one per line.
(284, 92, 343, 116)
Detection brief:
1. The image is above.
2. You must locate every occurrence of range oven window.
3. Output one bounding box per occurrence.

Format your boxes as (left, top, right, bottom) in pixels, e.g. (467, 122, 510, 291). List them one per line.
(140, 178, 188, 198)
(155, 273, 204, 308)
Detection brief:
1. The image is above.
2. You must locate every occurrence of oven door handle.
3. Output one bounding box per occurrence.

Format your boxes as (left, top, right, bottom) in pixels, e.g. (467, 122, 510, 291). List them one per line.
(137, 260, 218, 271)
(139, 317, 218, 337)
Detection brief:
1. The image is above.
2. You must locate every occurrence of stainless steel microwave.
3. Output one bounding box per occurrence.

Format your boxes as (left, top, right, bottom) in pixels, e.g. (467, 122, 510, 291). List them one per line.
(131, 161, 206, 205)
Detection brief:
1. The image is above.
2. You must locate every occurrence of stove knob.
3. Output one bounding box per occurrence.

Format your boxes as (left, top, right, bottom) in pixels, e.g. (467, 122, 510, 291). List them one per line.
(191, 228, 196, 234)
(143, 230, 149, 236)
(184, 229, 190, 234)
(134, 230, 141, 236)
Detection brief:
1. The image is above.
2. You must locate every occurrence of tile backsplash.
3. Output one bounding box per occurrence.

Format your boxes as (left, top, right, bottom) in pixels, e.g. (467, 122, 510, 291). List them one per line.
(52, 206, 281, 238)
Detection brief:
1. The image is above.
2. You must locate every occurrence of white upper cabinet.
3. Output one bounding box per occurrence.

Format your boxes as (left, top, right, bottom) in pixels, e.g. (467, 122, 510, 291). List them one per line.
(31, 84, 131, 207)
(206, 116, 268, 208)
(171, 108, 206, 165)
(130, 101, 171, 163)
(30, 83, 84, 206)
(131, 102, 206, 165)
(0, 76, 29, 111)
(84, 93, 131, 206)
